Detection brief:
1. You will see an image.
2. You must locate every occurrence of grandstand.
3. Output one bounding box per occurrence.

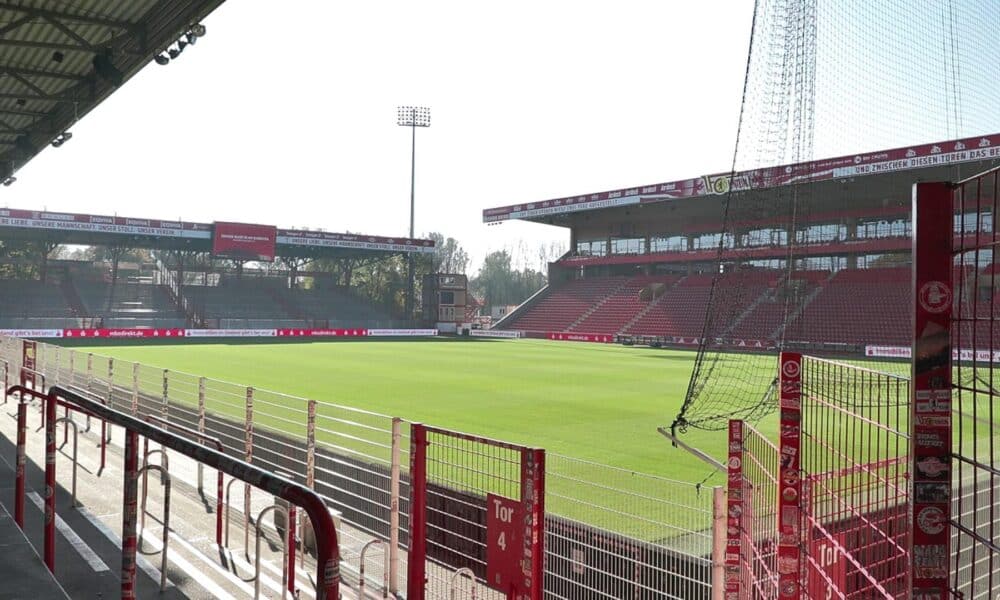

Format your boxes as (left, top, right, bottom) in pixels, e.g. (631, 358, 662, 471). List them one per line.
(0, 209, 435, 332)
(487, 131, 1000, 356)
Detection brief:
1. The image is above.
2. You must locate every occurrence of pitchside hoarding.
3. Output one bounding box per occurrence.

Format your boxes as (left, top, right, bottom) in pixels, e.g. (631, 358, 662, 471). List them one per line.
(212, 222, 277, 262)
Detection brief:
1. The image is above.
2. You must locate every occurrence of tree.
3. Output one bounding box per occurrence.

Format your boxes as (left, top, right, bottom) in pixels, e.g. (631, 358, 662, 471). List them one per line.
(422, 232, 469, 274)
(470, 249, 548, 313)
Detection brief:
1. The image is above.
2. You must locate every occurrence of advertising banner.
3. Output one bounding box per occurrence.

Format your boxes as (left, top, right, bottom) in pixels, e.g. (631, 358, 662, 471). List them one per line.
(470, 329, 522, 339)
(212, 222, 277, 262)
(546, 332, 614, 343)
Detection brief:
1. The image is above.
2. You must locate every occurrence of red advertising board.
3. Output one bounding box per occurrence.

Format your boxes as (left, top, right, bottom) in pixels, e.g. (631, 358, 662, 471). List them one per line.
(910, 182, 953, 594)
(486, 493, 523, 593)
(807, 529, 847, 597)
(212, 222, 277, 262)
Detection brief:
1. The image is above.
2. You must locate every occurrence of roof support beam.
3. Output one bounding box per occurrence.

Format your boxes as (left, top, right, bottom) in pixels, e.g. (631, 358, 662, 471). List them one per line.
(0, 67, 86, 82)
(41, 15, 98, 51)
(0, 3, 136, 30)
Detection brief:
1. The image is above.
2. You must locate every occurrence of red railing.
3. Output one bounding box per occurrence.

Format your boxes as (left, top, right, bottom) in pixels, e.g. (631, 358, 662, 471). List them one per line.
(9, 384, 342, 600)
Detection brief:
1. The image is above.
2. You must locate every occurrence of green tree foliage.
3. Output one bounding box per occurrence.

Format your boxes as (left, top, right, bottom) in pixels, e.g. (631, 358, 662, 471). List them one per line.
(470, 250, 547, 312)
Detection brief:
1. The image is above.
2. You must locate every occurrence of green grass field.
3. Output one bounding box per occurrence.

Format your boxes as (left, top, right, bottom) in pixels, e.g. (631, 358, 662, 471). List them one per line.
(65, 338, 733, 484)
(56, 337, 939, 541)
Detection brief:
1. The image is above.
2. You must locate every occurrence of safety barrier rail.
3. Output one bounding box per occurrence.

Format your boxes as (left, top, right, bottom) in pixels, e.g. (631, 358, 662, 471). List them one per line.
(8, 383, 342, 600)
(8, 335, 723, 599)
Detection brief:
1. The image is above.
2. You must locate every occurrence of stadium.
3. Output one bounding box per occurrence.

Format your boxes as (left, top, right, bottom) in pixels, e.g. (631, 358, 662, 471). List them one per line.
(0, 2, 996, 600)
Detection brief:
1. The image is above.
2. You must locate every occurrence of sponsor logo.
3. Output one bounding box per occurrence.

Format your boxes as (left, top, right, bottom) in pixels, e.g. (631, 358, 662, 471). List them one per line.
(914, 483, 950, 504)
(930, 145, 942, 154)
(915, 389, 952, 413)
(919, 281, 952, 314)
(917, 506, 946, 535)
(915, 455, 950, 479)
(781, 359, 800, 379)
(913, 544, 948, 579)
(980, 137, 992, 148)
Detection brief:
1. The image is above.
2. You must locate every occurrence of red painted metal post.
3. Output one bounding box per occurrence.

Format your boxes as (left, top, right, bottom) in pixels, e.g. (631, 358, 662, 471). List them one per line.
(777, 352, 803, 599)
(14, 399, 26, 528)
(121, 428, 139, 600)
(726, 420, 744, 599)
(910, 181, 953, 596)
(407, 423, 428, 600)
(43, 392, 56, 572)
(287, 505, 296, 596)
(522, 447, 545, 600)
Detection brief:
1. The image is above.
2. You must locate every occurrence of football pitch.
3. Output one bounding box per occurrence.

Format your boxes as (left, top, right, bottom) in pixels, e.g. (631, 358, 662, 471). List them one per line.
(64, 338, 756, 485)
(55, 337, 925, 541)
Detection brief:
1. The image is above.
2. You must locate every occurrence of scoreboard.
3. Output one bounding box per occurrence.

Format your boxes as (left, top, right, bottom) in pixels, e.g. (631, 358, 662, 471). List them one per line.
(422, 273, 469, 328)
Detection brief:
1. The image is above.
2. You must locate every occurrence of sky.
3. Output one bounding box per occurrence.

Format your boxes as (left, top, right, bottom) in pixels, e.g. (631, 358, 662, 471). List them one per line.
(2, 1, 755, 271)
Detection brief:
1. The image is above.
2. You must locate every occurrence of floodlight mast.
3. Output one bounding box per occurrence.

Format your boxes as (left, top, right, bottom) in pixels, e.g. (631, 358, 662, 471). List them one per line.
(397, 106, 431, 320)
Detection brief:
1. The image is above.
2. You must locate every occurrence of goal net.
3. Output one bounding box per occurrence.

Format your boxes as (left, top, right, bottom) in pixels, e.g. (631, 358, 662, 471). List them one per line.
(674, 0, 1000, 434)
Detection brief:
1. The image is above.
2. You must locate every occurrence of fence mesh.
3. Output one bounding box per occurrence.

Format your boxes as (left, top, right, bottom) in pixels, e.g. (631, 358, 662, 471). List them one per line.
(951, 166, 1000, 598)
(799, 356, 910, 599)
(738, 422, 779, 598)
(1, 337, 719, 599)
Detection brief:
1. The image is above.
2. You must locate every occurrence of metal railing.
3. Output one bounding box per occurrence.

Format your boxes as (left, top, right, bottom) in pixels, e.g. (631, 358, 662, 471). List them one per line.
(6, 336, 722, 599)
(8, 383, 343, 600)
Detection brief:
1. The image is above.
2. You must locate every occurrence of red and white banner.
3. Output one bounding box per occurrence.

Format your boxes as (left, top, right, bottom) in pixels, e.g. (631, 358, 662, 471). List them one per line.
(866, 345, 1000, 363)
(0, 207, 435, 255)
(0, 328, 439, 339)
(367, 329, 438, 337)
(0, 208, 210, 238)
(546, 332, 614, 343)
(484, 132, 1000, 222)
(277, 230, 435, 254)
(276, 328, 367, 337)
(470, 329, 522, 339)
(212, 222, 277, 262)
(184, 329, 275, 338)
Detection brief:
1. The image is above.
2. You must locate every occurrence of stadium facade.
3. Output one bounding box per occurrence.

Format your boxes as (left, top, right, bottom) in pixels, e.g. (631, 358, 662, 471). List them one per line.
(487, 132, 1000, 358)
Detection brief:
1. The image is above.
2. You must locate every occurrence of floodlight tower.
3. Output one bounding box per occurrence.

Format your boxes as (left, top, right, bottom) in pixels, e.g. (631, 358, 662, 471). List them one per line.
(397, 106, 431, 320)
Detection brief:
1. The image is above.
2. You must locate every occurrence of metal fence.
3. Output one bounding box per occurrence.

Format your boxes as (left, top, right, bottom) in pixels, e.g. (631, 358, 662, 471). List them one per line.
(4, 336, 719, 599)
(949, 167, 1000, 599)
(799, 355, 910, 599)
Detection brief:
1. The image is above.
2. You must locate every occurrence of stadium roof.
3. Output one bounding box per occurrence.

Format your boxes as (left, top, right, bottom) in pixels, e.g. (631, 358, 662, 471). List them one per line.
(0, 206, 435, 260)
(0, 1, 226, 180)
(483, 131, 1000, 225)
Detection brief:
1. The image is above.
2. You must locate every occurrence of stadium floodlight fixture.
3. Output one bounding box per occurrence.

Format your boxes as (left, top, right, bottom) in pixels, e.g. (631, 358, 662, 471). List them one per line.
(397, 106, 431, 128)
(154, 53, 169, 65)
(189, 23, 207, 38)
(168, 46, 181, 60)
(397, 105, 431, 320)
(50, 131, 72, 148)
(3, 176, 16, 186)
